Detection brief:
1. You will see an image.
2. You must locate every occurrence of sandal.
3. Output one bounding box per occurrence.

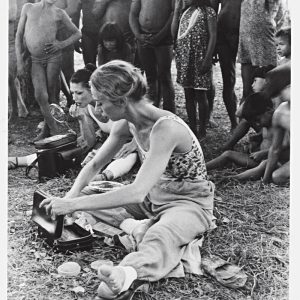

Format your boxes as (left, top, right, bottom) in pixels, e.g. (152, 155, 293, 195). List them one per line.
(8, 157, 18, 170)
(114, 280, 148, 300)
(201, 255, 248, 289)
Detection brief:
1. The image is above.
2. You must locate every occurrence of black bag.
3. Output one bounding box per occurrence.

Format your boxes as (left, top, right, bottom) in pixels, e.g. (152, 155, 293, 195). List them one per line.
(31, 190, 94, 253)
(26, 133, 82, 181)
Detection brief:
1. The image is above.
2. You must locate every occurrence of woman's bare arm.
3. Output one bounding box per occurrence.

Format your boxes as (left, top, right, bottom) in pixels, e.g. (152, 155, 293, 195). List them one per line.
(41, 119, 186, 217)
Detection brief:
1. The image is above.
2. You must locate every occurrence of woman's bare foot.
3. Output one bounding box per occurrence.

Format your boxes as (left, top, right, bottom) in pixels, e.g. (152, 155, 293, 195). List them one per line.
(97, 265, 137, 299)
(97, 265, 127, 299)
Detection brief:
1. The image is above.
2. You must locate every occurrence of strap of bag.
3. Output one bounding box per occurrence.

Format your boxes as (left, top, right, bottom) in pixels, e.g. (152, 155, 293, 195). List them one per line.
(25, 156, 39, 179)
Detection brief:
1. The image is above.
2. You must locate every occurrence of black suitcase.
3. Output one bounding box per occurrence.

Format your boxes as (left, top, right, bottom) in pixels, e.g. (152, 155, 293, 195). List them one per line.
(31, 190, 94, 253)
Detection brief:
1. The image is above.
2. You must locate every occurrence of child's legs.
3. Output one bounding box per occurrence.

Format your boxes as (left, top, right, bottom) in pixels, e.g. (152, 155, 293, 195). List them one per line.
(183, 88, 197, 134)
(206, 81, 215, 120)
(137, 43, 158, 105)
(194, 90, 208, 137)
(47, 57, 62, 104)
(31, 63, 59, 135)
(241, 63, 255, 100)
(206, 150, 257, 171)
(218, 42, 237, 128)
(120, 203, 212, 281)
(105, 153, 137, 179)
(272, 161, 290, 185)
(155, 45, 175, 113)
(233, 159, 267, 181)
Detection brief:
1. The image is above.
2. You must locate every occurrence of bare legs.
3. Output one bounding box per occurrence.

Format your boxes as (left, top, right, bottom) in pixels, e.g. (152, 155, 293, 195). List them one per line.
(206, 150, 258, 171)
(31, 61, 60, 140)
(218, 42, 238, 130)
(241, 63, 256, 101)
(184, 88, 209, 138)
(137, 43, 175, 113)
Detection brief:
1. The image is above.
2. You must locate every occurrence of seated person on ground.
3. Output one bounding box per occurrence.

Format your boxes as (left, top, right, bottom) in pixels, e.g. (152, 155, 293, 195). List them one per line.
(222, 66, 274, 151)
(263, 98, 290, 185)
(206, 92, 289, 183)
(8, 64, 138, 182)
(40, 60, 215, 299)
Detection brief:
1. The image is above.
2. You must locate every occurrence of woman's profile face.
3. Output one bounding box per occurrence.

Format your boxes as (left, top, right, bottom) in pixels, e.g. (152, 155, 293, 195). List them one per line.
(91, 85, 124, 121)
(70, 82, 93, 108)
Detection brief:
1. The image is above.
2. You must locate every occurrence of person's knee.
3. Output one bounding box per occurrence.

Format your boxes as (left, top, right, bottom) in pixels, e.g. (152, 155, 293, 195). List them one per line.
(272, 169, 289, 185)
(34, 89, 48, 105)
(223, 150, 234, 159)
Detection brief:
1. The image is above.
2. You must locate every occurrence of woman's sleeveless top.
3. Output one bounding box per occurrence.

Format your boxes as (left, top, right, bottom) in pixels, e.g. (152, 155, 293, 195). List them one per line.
(129, 115, 207, 180)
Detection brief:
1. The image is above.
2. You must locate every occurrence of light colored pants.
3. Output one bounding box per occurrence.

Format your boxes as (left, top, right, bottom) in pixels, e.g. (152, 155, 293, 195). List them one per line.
(82, 178, 215, 281)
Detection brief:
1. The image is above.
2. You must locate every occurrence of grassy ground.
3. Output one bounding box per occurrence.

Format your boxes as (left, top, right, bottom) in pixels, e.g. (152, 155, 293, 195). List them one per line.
(8, 57, 289, 300)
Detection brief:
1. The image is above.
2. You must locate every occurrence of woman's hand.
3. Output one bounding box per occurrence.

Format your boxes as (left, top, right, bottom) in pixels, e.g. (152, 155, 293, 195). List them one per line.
(115, 139, 137, 159)
(40, 197, 74, 219)
(69, 104, 86, 120)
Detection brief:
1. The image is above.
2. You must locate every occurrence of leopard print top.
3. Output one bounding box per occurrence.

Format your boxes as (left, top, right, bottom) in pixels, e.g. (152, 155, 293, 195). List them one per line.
(129, 115, 207, 180)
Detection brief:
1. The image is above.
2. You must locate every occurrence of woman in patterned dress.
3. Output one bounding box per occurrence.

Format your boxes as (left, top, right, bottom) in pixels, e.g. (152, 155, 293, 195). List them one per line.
(40, 60, 215, 299)
(238, 0, 286, 101)
(172, 0, 216, 138)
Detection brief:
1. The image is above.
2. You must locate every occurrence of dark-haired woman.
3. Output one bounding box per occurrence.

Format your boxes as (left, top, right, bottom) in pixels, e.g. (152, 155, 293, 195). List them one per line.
(97, 22, 134, 66)
(9, 64, 137, 180)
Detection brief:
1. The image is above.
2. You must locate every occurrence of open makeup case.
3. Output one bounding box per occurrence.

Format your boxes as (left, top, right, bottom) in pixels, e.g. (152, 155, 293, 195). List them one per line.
(31, 190, 94, 253)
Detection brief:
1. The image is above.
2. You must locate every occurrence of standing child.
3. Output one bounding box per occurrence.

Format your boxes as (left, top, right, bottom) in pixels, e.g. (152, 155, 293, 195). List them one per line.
(172, 0, 217, 138)
(15, 0, 81, 141)
(97, 22, 134, 66)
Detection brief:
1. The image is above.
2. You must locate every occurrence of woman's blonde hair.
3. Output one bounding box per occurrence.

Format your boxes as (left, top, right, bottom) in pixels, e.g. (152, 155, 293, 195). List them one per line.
(90, 60, 147, 102)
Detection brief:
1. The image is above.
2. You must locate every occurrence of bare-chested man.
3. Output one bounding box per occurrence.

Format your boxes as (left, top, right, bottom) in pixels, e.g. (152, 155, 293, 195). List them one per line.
(129, 0, 175, 112)
(16, 0, 81, 141)
(210, 0, 242, 131)
(263, 98, 290, 185)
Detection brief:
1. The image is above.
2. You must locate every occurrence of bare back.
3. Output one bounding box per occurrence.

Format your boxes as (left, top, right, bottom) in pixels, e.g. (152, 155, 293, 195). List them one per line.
(138, 0, 173, 33)
(23, 3, 63, 57)
(217, 0, 241, 33)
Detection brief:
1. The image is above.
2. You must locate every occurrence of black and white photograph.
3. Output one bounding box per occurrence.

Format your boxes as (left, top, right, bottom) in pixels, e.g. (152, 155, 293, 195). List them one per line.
(7, 0, 294, 299)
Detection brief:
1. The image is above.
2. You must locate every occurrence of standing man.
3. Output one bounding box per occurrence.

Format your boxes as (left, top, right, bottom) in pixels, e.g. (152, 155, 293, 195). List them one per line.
(15, 0, 81, 141)
(210, 0, 242, 131)
(129, 0, 175, 113)
(55, 0, 81, 107)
